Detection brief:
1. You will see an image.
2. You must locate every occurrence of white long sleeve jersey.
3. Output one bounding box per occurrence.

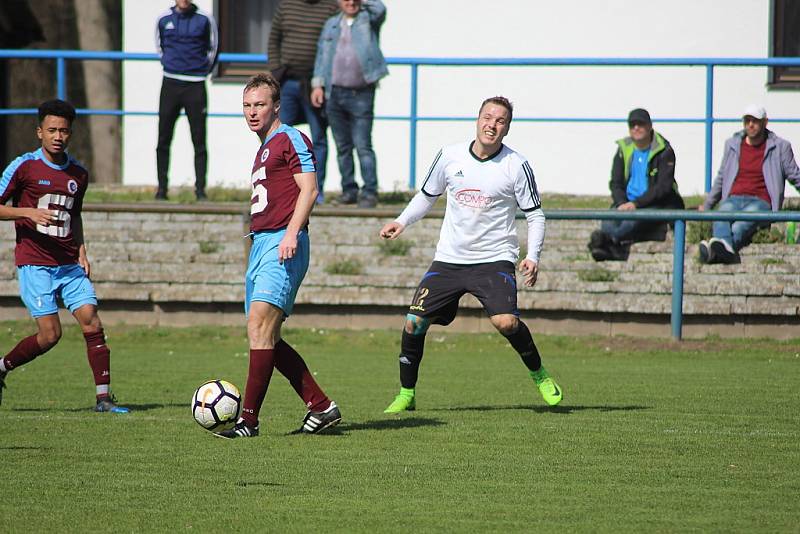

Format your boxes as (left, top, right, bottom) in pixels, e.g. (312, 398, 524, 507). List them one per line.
(397, 141, 545, 264)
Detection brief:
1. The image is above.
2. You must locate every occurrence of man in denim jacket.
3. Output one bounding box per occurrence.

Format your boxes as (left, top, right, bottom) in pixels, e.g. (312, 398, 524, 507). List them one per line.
(699, 105, 800, 264)
(311, 0, 389, 208)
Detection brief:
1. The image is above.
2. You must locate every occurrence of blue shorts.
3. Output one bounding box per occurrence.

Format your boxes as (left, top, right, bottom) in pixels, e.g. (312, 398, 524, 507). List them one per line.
(245, 229, 310, 317)
(18, 264, 98, 318)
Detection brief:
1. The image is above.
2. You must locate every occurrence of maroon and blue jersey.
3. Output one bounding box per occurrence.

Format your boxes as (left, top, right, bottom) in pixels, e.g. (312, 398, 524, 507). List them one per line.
(0, 148, 89, 266)
(250, 124, 316, 232)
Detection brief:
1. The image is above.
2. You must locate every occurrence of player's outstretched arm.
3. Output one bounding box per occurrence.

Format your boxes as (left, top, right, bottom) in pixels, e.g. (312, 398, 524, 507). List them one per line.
(381, 190, 437, 239)
(379, 221, 405, 239)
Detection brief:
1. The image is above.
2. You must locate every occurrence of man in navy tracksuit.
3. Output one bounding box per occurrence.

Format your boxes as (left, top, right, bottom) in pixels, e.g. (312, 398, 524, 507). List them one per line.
(155, 0, 218, 200)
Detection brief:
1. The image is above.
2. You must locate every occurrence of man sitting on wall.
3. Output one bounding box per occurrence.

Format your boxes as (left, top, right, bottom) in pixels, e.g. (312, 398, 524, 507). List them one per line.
(698, 105, 800, 264)
(589, 108, 685, 261)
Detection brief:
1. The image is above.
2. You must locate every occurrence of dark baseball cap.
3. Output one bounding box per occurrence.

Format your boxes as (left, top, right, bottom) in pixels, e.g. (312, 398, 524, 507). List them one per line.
(628, 108, 651, 126)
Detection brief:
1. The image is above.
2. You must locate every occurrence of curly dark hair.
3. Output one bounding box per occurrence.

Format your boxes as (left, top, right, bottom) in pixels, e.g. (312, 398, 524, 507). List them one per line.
(38, 99, 76, 125)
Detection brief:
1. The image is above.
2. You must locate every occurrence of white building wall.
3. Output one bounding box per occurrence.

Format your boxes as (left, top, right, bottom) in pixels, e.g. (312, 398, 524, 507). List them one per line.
(123, 0, 800, 197)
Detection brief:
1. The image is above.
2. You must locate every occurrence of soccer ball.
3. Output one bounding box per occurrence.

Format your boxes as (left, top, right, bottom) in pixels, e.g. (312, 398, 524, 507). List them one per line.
(192, 379, 242, 432)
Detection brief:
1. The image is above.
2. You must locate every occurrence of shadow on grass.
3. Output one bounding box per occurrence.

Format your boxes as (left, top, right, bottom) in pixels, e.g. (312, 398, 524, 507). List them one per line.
(430, 404, 651, 414)
(234, 481, 283, 488)
(13, 403, 182, 413)
(0, 446, 52, 451)
(286, 416, 446, 436)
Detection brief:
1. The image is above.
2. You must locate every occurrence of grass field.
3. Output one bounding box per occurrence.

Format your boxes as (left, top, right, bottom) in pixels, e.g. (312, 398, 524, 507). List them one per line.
(1, 321, 798, 532)
(83, 186, 712, 210)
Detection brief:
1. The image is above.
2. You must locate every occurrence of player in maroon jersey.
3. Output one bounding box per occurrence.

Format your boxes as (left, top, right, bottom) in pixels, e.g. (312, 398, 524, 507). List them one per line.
(217, 73, 340, 439)
(0, 100, 128, 413)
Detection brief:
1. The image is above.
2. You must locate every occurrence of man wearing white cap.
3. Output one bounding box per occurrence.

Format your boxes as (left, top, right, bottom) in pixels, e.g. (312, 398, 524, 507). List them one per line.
(699, 105, 800, 264)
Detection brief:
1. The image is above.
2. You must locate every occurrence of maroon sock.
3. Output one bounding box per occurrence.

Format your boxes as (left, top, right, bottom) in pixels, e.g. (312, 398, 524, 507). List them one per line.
(275, 339, 330, 412)
(3, 335, 47, 371)
(241, 349, 276, 427)
(84, 330, 110, 395)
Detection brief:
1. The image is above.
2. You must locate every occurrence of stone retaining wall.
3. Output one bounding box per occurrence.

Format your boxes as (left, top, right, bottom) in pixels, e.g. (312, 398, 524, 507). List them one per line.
(1, 203, 799, 338)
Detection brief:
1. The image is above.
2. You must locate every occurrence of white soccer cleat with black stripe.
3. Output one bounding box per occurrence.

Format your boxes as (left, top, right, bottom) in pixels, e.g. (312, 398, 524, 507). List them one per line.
(300, 401, 342, 434)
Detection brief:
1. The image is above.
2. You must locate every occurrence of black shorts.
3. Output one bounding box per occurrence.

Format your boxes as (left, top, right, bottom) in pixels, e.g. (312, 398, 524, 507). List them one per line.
(407, 260, 519, 325)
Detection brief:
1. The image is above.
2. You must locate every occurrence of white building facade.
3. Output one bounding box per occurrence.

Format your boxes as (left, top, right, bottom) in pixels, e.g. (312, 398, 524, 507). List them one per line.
(122, 0, 800, 198)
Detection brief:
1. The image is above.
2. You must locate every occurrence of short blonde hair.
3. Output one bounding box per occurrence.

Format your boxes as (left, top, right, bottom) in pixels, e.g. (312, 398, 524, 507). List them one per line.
(244, 73, 281, 103)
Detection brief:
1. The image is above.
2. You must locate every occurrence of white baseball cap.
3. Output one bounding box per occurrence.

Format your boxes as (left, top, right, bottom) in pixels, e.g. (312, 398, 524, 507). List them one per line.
(742, 105, 767, 120)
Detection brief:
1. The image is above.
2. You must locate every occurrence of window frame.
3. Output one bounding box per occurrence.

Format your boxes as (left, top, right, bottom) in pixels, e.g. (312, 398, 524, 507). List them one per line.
(769, 0, 800, 89)
(213, 0, 276, 81)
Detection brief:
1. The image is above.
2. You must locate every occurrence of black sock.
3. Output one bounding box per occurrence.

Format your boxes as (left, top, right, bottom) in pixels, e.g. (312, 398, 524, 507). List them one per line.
(399, 330, 425, 389)
(502, 321, 542, 372)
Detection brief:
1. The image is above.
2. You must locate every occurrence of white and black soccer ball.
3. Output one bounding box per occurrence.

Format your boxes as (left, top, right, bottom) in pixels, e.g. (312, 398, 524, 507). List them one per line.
(192, 379, 242, 432)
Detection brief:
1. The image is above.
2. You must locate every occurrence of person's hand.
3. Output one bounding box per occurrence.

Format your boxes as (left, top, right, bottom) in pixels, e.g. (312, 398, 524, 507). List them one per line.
(310, 87, 325, 108)
(78, 252, 91, 278)
(617, 202, 637, 211)
(697, 204, 706, 211)
(278, 232, 299, 263)
(519, 259, 539, 287)
(380, 221, 405, 239)
(27, 208, 57, 226)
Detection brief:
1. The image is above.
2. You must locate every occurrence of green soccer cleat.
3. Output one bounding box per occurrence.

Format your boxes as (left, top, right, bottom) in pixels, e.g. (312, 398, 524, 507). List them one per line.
(530, 367, 563, 406)
(384, 388, 416, 413)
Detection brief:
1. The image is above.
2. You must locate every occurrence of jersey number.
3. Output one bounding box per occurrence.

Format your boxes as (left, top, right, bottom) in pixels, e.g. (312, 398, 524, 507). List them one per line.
(36, 193, 73, 238)
(251, 167, 268, 215)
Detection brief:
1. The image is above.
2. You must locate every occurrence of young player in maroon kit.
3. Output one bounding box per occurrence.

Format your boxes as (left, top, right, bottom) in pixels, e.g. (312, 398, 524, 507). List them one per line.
(0, 100, 128, 413)
(217, 73, 340, 439)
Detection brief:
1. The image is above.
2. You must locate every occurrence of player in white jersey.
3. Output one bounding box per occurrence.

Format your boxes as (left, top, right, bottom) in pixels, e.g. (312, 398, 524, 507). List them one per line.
(379, 96, 563, 412)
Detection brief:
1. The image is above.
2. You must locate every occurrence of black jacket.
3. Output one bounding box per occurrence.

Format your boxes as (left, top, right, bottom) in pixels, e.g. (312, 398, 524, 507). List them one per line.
(610, 131, 684, 209)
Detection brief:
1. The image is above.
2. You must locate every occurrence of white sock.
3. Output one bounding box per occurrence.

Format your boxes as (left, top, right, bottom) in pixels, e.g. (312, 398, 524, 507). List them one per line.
(96, 384, 109, 397)
(0, 359, 7, 373)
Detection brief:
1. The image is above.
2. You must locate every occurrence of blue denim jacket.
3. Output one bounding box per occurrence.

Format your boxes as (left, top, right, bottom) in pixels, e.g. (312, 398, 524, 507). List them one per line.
(311, 0, 389, 97)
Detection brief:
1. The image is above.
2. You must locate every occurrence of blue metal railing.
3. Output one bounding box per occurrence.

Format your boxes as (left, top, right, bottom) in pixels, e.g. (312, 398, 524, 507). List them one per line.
(3, 50, 800, 339)
(543, 209, 800, 340)
(2, 50, 800, 191)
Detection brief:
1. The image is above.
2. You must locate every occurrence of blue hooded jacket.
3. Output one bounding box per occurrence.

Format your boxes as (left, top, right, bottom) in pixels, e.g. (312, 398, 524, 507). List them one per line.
(155, 4, 218, 81)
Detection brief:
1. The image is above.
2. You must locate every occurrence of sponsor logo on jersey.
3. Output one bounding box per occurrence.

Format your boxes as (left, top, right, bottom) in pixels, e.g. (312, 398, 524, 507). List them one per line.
(67, 179, 78, 194)
(260, 148, 270, 163)
(38, 179, 51, 186)
(454, 188, 492, 208)
(454, 170, 464, 177)
(165, 21, 175, 30)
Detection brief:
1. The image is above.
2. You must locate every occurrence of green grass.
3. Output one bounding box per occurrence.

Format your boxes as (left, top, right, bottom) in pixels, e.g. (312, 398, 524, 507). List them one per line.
(197, 240, 221, 254)
(1, 322, 798, 532)
(80, 188, 703, 211)
(577, 267, 619, 282)
(324, 258, 364, 275)
(84, 186, 251, 204)
(378, 238, 413, 257)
